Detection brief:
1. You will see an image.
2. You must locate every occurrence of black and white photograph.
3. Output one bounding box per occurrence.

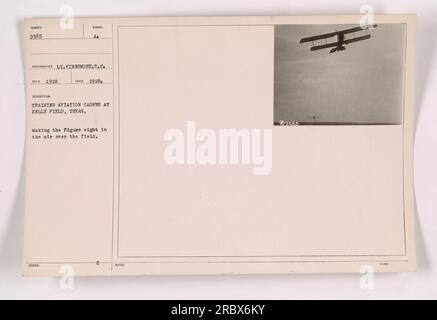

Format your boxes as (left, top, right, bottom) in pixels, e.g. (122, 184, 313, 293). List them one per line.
(274, 24, 406, 125)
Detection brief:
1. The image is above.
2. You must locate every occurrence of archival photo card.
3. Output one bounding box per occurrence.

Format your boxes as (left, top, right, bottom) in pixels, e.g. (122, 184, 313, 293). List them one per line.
(274, 24, 406, 125)
(22, 15, 416, 276)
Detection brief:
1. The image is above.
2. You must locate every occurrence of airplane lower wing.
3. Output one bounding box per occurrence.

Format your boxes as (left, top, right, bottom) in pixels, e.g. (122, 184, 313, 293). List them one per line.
(310, 34, 372, 51)
(310, 42, 339, 51)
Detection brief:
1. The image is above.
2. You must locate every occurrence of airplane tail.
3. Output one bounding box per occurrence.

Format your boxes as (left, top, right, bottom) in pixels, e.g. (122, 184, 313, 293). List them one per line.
(329, 46, 346, 53)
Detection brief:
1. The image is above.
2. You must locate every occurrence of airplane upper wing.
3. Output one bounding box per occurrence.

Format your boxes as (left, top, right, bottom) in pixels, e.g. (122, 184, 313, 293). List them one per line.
(300, 31, 338, 43)
(343, 34, 371, 44)
(300, 24, 377, 44)
(338, 24, 377, 35)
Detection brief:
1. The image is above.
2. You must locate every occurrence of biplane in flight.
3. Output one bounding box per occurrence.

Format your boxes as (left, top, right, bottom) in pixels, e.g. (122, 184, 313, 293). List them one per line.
(299, 24, 378, 53)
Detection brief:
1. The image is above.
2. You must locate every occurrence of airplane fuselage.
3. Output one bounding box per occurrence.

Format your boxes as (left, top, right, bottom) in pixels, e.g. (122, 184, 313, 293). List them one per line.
(329, 33, 346, 53)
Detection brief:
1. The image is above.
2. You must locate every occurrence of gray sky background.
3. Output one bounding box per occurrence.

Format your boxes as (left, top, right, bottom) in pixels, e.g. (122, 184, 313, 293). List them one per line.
(274, 24, 406, 124)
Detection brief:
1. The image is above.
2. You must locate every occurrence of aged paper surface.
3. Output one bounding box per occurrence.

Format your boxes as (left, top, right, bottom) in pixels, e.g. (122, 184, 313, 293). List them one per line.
(22, 15, 416, 276)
